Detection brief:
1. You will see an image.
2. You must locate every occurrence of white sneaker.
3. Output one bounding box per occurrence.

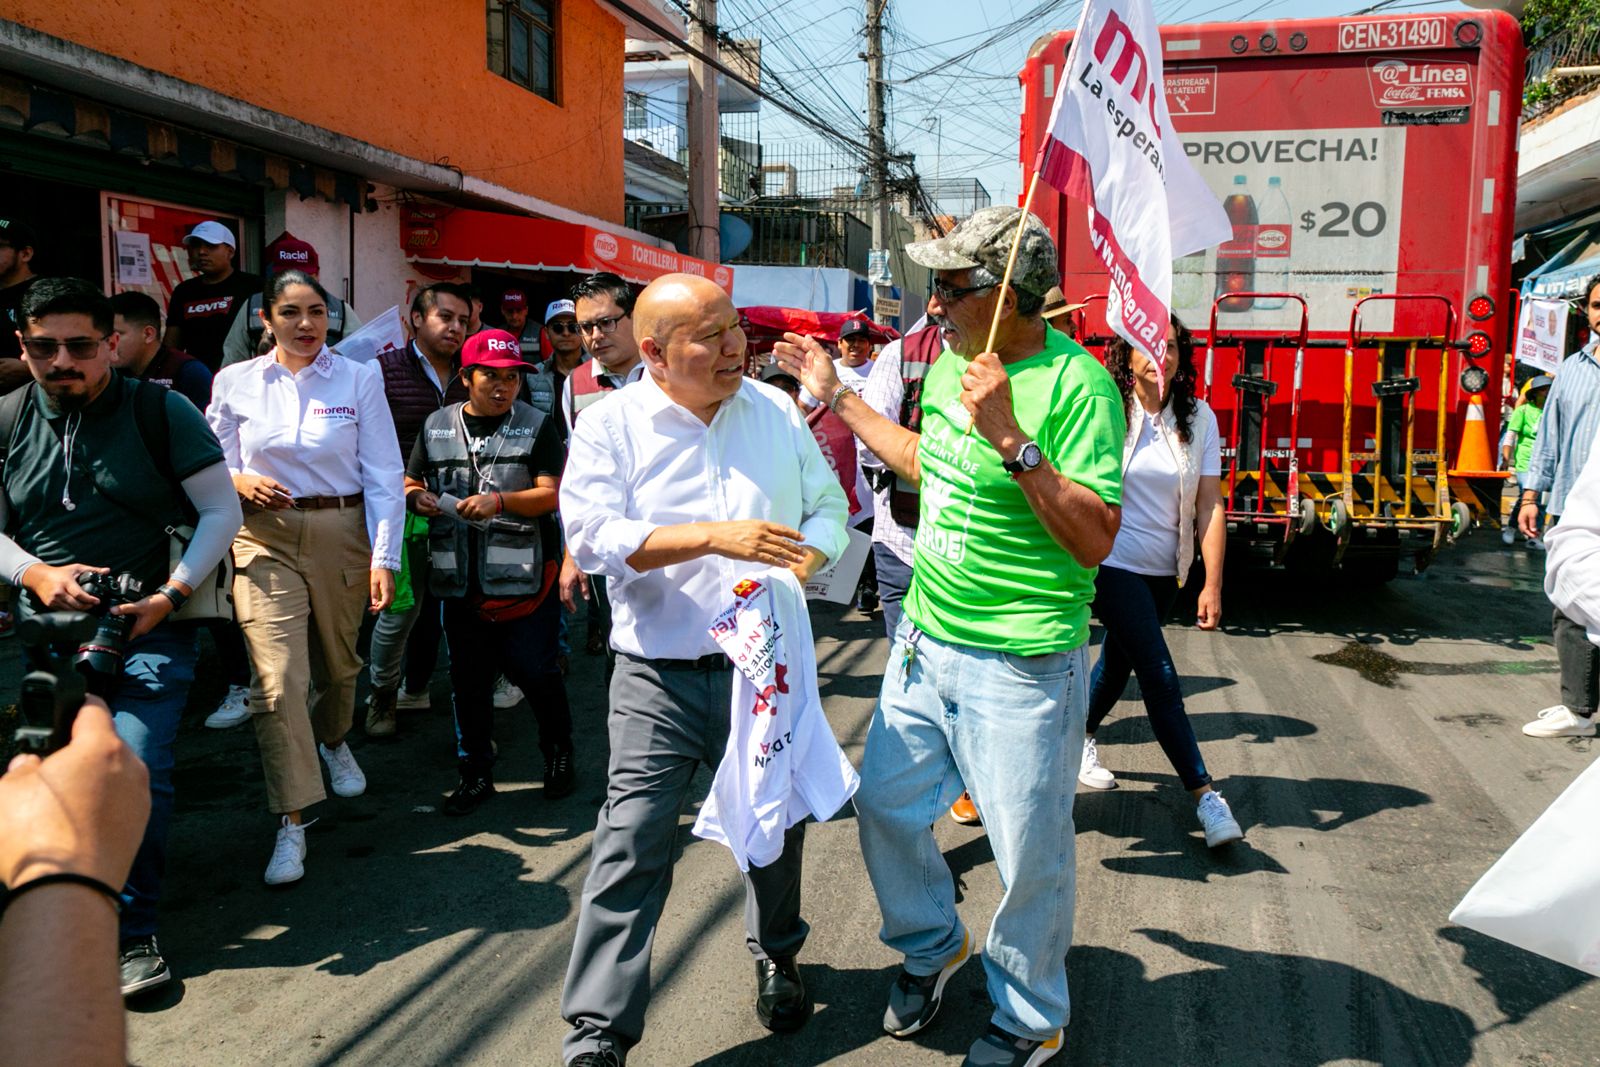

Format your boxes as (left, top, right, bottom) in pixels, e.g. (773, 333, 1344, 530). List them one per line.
(318, 741, 367, 797)
(204, 685, 251, 729)
(493, 676, 524, 709)
(1526, 536, 1546, 551)
(396, 688, 431, 710)
(1522, 704, 1596, 738)
(264, 816, 310, 885)
(1197, 791, 1244, 847)
(1078, 737, 1117, 790)
(1501, 525, 1516, 545)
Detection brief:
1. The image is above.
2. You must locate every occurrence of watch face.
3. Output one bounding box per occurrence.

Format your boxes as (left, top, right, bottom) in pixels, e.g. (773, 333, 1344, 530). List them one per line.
(1021, 442, 1043, 469)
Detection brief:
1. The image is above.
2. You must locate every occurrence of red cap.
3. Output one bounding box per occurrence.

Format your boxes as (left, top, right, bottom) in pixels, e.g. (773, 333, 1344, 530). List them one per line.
(266, 232, 318, 277)
(501, 289, 528, 310)
(461, 329, 529, 370)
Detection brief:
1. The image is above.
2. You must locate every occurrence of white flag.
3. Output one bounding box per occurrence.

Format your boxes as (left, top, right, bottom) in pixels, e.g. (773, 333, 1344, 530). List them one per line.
(1034, 0, 1230, 368)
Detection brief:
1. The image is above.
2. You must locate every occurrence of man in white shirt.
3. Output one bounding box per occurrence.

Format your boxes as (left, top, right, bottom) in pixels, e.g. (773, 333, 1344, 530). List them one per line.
(834, 317, 879, 610)
(558, 273, 848, 1067)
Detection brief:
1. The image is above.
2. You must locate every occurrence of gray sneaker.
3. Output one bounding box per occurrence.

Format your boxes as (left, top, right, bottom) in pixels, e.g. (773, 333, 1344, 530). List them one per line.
(883, 930, 971, 1037)
(963, 1025, 1065, 1066)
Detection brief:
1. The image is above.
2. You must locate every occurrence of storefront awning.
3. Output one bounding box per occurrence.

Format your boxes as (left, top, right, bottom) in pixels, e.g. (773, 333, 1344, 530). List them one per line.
(400, 205, 733, 293)
(1521, 220, 1600, 301)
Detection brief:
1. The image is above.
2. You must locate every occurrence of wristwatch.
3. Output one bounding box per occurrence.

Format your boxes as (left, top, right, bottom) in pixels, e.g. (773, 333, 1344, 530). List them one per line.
(1002, 441, 1044, 477)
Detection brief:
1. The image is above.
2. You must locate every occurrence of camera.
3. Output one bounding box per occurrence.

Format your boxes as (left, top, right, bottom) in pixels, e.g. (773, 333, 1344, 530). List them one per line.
(73, 571, 144, 689)
(12, 611, 96, 754)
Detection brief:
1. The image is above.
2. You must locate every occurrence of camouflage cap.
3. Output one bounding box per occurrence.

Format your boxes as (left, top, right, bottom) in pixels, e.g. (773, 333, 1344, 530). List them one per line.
(905, 205, 1060, 298)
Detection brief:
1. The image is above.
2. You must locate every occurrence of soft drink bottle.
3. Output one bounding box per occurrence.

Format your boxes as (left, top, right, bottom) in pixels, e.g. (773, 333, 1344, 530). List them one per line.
(1254, 176, 1291, 311)
(1216, 174, 1257, 313)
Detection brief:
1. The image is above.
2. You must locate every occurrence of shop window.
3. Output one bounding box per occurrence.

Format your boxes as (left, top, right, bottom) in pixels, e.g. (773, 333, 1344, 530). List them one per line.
(487, 0, 556, 102)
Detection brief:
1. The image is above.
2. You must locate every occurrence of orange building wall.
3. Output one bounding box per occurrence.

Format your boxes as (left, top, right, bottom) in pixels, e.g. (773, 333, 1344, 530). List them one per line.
(7, 0, 626, 222)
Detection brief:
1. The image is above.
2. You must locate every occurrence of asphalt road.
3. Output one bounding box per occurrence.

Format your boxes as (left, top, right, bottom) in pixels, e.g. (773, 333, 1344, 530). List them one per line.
(83, 535, 1595, 1066)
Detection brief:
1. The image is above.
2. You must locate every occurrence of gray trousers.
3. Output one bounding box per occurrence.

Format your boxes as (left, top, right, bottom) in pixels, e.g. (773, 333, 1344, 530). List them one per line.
(368, 555, 430, 692)
(561, 653, 808, 1063)
(1555, 605, 1600, 717)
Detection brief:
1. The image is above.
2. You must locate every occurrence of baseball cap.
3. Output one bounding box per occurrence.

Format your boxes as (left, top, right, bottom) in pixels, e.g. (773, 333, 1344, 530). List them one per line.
(183, 220, 237, 248)
(265, 232, 318, 276)
(905, 205, 1059, 300)
(461, 329, 531, 370)
(545, 299, 576, 321)
(1040, 286, 1088, 321)
(838, 317, 872, 341)
(0, 217, 38, 250)
(1527, 374, 1554, 391)
(501, 289, 528, 311)
(759, 362, 800, 386)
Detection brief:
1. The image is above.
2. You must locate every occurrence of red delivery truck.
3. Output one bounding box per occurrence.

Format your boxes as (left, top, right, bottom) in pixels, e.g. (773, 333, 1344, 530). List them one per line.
(1020, 11, 1524, 581)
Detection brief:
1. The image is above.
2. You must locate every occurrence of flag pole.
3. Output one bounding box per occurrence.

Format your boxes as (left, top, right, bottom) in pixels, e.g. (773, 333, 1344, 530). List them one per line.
(981, 170, 1045, 357)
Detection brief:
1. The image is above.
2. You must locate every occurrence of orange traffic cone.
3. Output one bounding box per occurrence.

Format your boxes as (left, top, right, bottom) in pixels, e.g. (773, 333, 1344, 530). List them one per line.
(1451, 392, 1497, 475)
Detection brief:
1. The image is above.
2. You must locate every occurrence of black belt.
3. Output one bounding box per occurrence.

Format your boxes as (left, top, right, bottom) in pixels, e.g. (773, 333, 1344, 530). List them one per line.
(293, 492, 364, 510)
(629, 652, 731, 671)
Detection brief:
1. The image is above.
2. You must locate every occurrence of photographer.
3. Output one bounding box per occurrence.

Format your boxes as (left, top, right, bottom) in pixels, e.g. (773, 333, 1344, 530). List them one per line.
(1, 700, 149, 1067)
(0, 277, 241, 996)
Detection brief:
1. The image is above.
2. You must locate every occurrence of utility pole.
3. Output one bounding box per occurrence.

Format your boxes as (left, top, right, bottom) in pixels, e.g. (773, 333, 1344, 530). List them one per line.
(686, 0, 721, 263)
(865, 0, 890, 258)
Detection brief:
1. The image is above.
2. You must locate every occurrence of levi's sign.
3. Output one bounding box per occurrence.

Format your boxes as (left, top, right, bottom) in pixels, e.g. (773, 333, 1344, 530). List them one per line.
(1367, 58, 1473, 108)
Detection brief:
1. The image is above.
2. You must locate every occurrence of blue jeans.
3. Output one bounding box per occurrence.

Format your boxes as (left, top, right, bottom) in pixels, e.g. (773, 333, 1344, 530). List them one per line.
(873, 542, 913, 641)
(856, 619, 1087, 1040)
(112, 623, 200, 939)
(1086, 565, 1211, 791)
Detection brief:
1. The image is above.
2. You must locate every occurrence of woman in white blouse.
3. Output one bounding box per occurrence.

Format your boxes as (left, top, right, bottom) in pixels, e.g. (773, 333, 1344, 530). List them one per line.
(1079, 317, 1244, 849)
(207, 270, 404, 885)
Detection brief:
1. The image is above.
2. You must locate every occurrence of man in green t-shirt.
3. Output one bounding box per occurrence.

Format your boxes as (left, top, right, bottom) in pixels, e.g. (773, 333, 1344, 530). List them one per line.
(1502, 376, 1550, 546)
(774, 206, 1124, 1067)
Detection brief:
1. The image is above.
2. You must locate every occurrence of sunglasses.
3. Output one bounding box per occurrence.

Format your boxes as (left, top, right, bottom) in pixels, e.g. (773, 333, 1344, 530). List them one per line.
(932, 279, 998, 305)
(576, 314, 627, 336)
(21, 336, 107, 360)
(547, 321, 581, 336)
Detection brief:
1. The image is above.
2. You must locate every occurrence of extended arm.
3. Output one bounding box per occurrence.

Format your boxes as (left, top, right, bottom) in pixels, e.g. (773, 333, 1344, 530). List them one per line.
(774, 332, 921, 485)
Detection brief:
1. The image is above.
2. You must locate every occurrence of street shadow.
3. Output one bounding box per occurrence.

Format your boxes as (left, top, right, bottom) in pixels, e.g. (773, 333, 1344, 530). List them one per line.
(1095, 711, 1317, 746)
(1065, 929, 1478, 1065)
(1073, 788, 1288, 883)
(1437, 925, 1594, 1026)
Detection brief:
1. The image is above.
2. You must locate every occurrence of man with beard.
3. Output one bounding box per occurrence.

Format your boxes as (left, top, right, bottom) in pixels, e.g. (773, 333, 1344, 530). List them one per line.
(365, 283, 472, 735)
(0, 277, 241, 997)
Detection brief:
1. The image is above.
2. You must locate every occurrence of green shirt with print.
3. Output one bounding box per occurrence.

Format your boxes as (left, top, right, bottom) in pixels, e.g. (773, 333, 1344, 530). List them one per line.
(1509, 402, 1543, 473)
(903, 325, 1124, 656)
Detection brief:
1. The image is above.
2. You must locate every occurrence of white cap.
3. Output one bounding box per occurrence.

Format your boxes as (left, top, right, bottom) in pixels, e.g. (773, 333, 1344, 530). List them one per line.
(545, 299, 577, 321)
(183, 221, 237, 248)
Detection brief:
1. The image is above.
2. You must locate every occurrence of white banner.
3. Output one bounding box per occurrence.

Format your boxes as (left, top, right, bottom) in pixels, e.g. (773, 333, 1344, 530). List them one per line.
(1516, 298, 1567, 374)
(1035, 0, 1230, 366)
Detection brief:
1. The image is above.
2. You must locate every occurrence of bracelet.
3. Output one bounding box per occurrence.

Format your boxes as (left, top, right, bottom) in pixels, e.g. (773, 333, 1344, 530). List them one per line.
(1519, 500, 1539, 510)
(157, 583, 188, 611)
(493, 491, 505, 515)
(826, 384, 854, 411)
(0, 872, 123, 921)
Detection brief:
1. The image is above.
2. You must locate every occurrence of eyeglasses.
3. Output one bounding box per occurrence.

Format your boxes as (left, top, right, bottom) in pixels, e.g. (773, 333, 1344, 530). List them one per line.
(576, 314, 627, 336)
(21, 336, 107, 361)
(547, 321, 581, 336)
(932, 279, 998, 306)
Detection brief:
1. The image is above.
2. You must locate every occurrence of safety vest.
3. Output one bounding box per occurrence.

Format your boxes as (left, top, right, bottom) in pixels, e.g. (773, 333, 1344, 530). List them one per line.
(417, 401, 549, 598)
(245, 291, 347, 352)
(523, 366, 557, 420)
(890, 324, 946, 528)
(567, 359, 634, 426)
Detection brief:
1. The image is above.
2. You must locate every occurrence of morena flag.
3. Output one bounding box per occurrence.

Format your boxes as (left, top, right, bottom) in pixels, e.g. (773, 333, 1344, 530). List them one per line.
(1034, 0, 1230, 370)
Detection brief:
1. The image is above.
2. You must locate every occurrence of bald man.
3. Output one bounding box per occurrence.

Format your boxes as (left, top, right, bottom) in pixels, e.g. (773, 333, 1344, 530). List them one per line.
(558, 274, 849, 1066)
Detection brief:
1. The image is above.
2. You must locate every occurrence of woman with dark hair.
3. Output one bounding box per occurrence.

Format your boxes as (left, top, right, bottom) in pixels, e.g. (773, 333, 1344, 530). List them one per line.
(1080, 316, 1243, 847)
(208, 269, 405, 884)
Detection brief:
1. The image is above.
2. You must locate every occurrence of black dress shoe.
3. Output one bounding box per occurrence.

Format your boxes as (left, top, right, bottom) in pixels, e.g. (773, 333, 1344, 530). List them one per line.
(755, 955, 812, 1032)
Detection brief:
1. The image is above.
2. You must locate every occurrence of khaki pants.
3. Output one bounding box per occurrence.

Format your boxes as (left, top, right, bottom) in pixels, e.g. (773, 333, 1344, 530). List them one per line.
(234, 504, 371, 814)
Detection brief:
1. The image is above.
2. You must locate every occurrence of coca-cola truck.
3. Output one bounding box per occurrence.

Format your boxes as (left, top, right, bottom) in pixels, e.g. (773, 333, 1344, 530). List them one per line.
(1020, 11, 1524, 580)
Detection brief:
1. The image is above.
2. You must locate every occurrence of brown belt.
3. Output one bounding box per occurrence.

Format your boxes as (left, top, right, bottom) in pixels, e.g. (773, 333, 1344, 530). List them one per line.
(291, 492, 364, 510)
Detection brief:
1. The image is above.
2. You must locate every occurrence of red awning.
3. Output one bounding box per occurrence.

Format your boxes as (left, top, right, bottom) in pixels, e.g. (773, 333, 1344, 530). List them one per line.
(739, 307, 900, 344)
(400, 204, 733, 293)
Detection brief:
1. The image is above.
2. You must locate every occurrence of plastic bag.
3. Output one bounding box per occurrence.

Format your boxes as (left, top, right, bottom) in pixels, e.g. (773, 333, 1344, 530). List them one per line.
(1450, 756, 1600, 975)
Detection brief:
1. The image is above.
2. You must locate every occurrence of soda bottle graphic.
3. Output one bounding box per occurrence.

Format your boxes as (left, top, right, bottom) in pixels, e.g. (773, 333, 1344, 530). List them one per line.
(1216, 174, 1257, 313)
(1254, 176, 1291, 311)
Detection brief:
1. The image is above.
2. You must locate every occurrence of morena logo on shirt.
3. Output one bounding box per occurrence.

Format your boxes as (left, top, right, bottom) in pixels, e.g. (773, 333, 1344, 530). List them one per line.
(308, 404, 357, 420)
